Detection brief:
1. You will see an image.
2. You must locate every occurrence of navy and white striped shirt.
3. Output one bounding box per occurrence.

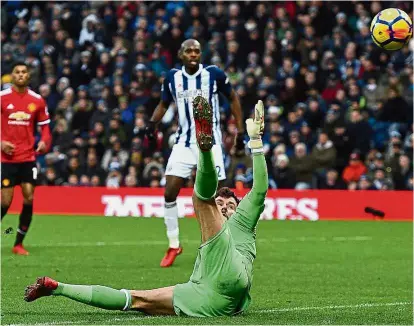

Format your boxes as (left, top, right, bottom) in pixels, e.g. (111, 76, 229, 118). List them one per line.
(161, 64, 232, 147)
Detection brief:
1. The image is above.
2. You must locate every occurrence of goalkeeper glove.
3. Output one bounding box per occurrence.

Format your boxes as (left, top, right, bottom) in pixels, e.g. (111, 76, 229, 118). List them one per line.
(246, 100, 264, 150)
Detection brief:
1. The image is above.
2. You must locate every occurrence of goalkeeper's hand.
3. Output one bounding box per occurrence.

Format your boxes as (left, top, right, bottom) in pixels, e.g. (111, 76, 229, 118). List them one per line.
(246, 100, 264, 150)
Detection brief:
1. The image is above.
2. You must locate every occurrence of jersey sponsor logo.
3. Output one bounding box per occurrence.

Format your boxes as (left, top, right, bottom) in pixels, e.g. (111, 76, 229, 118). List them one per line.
(177, 88, 209, 103)
(6, 104, 14, 110)
(8, 111, 31, 125)
(2, 179, 10, 187)
(27, 103, 37, 112)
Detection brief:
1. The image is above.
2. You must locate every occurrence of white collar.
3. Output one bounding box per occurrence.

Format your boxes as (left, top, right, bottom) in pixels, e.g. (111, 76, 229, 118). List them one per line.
(181, 64, 203, 79)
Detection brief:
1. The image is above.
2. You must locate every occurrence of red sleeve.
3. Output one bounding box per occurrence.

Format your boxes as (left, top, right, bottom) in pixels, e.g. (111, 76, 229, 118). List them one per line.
(39, 123, 52, 150)
(37, 98, 50, 126)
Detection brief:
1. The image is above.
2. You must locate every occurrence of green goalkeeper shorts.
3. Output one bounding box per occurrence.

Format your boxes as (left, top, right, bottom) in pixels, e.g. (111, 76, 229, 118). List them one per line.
(173, 222, 252, 317)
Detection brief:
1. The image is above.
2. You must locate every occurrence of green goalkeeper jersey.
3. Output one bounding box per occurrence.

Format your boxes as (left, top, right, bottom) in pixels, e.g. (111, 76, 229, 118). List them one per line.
(173, 153, 268, 317)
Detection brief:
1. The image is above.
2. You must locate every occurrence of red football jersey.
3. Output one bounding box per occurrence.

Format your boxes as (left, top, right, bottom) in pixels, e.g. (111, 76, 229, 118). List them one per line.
(1, 87, 50, 163)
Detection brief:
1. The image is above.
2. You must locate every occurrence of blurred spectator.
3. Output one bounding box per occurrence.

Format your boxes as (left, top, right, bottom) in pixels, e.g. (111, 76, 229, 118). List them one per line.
(271, 154, 296, 189)
(357, 175, 376, 190)
(106, 161, 123, 188)
(318, 169, 345, 190)
(289, 143, 315, 189)
(393, 154, 413, 190)
(372, 168, 394, 190)
(347, 110, 372, 156)
(342, 152, 367, 185)
(101, 138, 128, 171)
(311, 131, 337, 172)
(377, 87, 411, 123)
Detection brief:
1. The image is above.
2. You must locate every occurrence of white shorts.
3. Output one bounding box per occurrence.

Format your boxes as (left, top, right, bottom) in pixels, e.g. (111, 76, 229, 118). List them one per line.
(165, 143, 226, 181)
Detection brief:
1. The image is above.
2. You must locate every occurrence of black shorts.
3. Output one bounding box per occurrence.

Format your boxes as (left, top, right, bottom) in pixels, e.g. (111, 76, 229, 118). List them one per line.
(1, 162, 38, 188)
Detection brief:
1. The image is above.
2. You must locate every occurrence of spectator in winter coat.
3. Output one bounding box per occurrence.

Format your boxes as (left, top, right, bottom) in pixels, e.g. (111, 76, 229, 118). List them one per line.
(347, 109, 372, 156)
(272, 154, 296, 189)
(289, 142, 315, 188)
(342, 152, 367, 184)
(311, 131, 337, 172)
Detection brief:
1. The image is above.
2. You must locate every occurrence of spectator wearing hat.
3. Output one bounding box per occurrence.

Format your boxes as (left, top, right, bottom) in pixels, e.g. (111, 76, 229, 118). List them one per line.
(342, 152, 367, 185)
(271, 154, 296, 189)
(106, 160, 123, 188)
(290, 142, 315, 189)
(311, 131, 337, 172)
(74, 50, 94, 86)
(79, 15, 97, 46)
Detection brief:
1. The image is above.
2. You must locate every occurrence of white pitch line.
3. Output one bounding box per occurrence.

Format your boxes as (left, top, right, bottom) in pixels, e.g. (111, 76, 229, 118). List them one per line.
(19, 236, 372, 248)
(257, 301, 413, 313)
(7, 301, 411, 325)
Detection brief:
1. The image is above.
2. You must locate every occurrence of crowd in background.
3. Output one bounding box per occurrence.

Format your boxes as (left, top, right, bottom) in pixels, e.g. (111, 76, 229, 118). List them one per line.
(1, 1, 413, 190)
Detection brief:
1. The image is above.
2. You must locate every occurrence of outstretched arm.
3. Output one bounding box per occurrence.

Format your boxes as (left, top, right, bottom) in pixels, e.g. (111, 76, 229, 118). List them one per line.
(231, 101, 268, 231)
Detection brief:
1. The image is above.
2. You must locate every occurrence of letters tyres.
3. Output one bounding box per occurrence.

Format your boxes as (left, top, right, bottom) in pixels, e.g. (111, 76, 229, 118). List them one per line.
(7, 187, 413, 221)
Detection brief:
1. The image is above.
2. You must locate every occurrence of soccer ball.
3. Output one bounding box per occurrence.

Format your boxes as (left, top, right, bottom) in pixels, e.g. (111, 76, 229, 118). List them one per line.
(370, 8, 413, 51)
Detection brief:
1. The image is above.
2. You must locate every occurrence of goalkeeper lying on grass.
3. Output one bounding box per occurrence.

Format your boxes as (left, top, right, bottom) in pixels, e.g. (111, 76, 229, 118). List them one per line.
(25, 98, 269, 317)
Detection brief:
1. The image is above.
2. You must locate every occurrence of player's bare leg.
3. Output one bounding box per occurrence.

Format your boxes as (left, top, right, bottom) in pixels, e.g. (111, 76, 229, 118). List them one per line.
(192, 96, 225, 242)
(160, 175, 185, 267)
(129, 286, 175, 315)
(12, 183, 35, 255)
(1, 186, 14, 220)
(25, 276, 176, 315)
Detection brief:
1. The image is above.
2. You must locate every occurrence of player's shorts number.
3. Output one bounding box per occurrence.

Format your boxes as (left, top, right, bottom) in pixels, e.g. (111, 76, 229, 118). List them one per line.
(32, 167, 38, 180)
(216, 166, 222, 179)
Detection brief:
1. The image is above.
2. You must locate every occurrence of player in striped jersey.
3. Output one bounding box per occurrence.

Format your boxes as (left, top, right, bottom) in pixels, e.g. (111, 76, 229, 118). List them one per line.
(143, 39, 245, 267)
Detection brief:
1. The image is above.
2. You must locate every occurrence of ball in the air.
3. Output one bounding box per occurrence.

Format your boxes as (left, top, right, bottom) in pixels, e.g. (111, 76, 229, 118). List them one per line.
(370, 8, 412, 51)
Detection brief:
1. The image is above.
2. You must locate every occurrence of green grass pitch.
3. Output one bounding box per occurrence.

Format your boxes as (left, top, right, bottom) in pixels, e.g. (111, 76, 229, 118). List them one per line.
(1, 215, 412, 325)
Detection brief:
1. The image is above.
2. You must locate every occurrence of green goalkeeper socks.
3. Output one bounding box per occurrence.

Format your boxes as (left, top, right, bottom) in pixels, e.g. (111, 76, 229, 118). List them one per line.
(195, 150, 218, 200)
(53, 283, 131, 311)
